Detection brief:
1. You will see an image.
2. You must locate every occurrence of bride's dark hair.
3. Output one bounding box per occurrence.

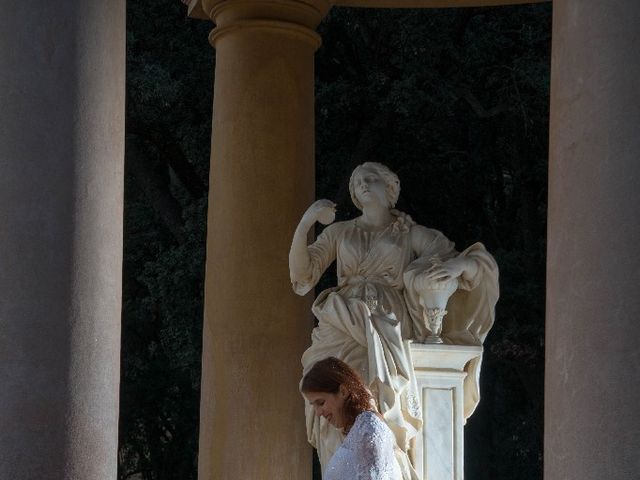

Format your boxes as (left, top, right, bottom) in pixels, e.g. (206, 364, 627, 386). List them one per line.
(301, 357, 375, 433)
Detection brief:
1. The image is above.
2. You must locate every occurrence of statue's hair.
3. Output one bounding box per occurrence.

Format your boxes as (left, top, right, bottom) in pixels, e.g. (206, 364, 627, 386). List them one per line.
(301, 357, 374, 434)
(349, 162, 400, 210)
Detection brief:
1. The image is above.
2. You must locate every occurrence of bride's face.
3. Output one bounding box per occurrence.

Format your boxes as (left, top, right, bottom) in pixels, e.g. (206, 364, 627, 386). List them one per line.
(304, 389, 347, 429)
(353, 168, 389, 209)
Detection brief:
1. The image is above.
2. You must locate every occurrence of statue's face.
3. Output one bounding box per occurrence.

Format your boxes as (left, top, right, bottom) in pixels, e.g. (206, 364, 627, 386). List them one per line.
(352, 168, 388, 209)
(304, 389, 346, 429)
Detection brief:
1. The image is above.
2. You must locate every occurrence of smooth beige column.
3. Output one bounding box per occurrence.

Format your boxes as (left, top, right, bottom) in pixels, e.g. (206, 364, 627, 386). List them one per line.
(545, 1, 640, 479)
(191, 1, 329, 478)
(0, 1, 125, 479)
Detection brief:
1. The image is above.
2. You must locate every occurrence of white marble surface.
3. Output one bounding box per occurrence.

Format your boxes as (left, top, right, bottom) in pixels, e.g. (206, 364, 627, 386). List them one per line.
(411, 343, 482, 480)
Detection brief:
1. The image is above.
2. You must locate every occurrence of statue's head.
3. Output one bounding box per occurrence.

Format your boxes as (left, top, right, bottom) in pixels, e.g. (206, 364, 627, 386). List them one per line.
(349, 162, 400, 211)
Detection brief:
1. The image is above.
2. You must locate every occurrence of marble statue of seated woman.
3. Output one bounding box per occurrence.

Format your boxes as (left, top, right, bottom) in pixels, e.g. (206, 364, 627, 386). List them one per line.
(289, 162, 499, 478)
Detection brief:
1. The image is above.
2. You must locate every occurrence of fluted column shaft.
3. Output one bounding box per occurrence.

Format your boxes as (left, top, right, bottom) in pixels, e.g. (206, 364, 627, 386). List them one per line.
(545, 1, 640, 479)
(0, 1, 125, 479)
(195, 1, 329, 478)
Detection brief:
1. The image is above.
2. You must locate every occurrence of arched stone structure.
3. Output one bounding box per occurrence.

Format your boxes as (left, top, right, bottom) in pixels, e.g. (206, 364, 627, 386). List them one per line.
(1, 0, 638, 479)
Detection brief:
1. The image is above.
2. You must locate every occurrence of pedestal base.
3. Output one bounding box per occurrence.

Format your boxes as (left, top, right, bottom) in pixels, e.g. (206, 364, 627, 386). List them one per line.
(410, 343, 483, 480)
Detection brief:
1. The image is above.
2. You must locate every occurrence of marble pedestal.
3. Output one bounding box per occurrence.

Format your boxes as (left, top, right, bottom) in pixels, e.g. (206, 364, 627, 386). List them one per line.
(410, 343, 483, 480)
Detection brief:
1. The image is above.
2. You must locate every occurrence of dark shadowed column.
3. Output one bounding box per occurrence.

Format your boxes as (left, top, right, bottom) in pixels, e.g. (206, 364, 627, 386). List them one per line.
(0, 1, 125, 478)
(546, 1, 640, 479)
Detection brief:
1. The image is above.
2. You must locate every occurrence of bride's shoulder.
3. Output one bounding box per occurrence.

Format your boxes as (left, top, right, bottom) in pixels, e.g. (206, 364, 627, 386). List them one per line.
(350, 411, 395, 453)
(354, 410, 387, 434)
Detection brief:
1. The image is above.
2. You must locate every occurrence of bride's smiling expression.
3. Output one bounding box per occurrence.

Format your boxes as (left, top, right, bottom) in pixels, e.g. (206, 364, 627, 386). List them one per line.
(304, 389, 347, 429)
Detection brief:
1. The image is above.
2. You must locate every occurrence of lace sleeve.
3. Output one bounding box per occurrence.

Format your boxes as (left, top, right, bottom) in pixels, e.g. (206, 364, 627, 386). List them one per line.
(352, 412, 397, 480)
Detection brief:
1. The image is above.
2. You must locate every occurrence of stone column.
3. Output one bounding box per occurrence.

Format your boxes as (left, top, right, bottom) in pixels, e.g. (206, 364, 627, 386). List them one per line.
(0, 1, 125, 479)
(188, 1, 329, 478)
(545, 1, 640, 479)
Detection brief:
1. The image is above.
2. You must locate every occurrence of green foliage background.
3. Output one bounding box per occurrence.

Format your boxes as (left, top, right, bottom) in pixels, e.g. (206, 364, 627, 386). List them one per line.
(120, 1, 550, 479)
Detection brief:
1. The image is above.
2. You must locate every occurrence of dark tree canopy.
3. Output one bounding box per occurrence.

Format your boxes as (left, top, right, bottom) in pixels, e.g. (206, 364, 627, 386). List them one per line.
(120, 1, 550, 479)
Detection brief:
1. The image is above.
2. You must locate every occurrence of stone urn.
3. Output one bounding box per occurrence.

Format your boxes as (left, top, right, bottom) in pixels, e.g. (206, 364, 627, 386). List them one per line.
(419, 277, 458, 344)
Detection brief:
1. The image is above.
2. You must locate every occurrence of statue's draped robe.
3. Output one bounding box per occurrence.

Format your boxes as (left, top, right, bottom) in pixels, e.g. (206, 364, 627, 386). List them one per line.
(293, 216, 498, 478)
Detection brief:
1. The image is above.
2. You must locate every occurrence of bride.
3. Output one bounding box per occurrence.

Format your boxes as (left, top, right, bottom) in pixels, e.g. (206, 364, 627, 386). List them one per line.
(302, 356, 402, 480)
(289, 162, 498, 478)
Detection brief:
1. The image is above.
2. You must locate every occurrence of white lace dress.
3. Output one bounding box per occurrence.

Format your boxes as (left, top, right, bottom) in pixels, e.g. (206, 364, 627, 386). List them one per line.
(324, 411, 402, 480)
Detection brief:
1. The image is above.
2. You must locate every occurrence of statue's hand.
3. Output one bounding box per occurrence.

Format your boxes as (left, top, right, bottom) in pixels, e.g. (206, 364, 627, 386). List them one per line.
(420, 257, 467, 283)
(302, 199, 337, 226)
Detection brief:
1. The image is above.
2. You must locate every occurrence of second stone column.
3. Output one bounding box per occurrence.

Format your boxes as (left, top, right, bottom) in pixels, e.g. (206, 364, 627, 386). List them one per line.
(193, 1, 330, 478)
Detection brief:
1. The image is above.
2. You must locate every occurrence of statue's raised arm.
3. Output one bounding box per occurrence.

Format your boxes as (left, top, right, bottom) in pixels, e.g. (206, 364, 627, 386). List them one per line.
(289, 199, 337, 296)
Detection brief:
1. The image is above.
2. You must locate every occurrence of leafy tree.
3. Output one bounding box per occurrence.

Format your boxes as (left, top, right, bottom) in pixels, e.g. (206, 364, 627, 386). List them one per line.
(119, 1, 212, 479)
